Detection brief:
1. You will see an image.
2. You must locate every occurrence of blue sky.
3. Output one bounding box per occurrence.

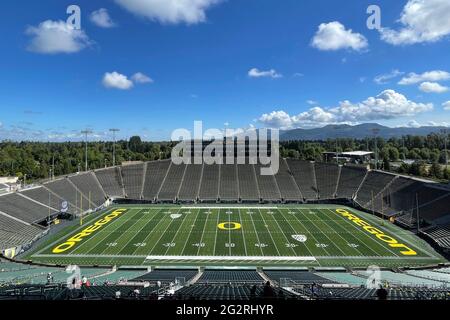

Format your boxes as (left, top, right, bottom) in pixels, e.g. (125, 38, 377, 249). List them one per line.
(0, 0, 449, 141)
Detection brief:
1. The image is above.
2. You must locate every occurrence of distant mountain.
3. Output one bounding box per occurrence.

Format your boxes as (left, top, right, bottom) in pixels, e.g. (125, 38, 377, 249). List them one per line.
(279, 123, 448, 141)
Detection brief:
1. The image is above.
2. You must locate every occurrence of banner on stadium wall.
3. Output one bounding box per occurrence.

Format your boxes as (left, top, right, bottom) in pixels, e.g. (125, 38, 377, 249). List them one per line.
(61, 201, 69, 213)
(2, 246, 21, 259)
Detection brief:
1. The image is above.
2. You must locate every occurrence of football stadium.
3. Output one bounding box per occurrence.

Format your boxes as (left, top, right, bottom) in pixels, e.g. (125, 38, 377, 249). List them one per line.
(1, 152, 450, 301)
(2, 0, 450, 307)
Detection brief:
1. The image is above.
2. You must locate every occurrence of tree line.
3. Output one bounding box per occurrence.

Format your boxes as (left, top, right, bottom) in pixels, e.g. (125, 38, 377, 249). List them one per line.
(0, 133, 449, 182)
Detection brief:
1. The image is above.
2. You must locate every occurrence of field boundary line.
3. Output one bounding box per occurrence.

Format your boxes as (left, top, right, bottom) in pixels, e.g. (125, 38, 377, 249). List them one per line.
(93, 208, 150, 255)
(33, 207, 117, 255)
(73, 208, 145, 254)
(320, 208, 373, 257)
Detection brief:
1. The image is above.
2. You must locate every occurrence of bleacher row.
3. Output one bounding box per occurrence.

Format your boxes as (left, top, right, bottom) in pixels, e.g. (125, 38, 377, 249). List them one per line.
(0, 159, 449, 252)
(1, 262, 449, 300)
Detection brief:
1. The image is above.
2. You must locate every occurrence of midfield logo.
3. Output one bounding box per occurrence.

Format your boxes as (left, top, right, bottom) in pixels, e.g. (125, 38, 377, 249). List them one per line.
(291, 234, 307, 243)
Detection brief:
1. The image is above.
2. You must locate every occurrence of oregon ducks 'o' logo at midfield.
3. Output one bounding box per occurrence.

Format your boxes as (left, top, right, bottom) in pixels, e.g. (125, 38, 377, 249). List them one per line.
(217, 222, 242, 230)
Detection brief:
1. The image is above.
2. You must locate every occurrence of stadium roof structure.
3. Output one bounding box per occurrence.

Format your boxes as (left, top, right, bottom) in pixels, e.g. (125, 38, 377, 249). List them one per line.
(341, 151, 374, 157)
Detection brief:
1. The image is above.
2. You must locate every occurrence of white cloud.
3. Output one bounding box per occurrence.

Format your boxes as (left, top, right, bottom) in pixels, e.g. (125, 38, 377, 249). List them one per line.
(406, 120, 421, 128)
(131, 72, 154, 84)
(443, 101, 450, 111)
(258, 90, 433, 129)
(114, 0, 221, 25)
(311, 21, 368, 51)
(102, 72, 134, 90)
(419, 82, 449, 93)
(90, 8, 116, 28)
(374, 70, 404, 84)
(380, 0, 450, 45)
(248, 68, 282, 79)
(399, 70, 450, 85)
(25, 20, 91, 54)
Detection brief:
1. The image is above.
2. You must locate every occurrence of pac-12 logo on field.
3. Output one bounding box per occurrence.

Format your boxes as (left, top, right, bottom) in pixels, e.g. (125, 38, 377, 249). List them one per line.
(292, 234, 307, 242)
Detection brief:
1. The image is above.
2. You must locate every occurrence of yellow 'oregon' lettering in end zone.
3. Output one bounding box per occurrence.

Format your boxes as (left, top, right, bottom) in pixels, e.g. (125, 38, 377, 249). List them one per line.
(335, 209, 417, 256)
(52, 209, 127, 254)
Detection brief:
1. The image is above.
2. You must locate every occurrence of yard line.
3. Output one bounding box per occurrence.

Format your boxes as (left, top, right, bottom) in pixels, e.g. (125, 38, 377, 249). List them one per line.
(146, 207, 184, 255)
(227, 209, 232, 256)
(256, 209, 282, 256)
(298, 208, 348, 256)
(276, 209, 315, 258)
(212, 208, 221, 256)
(131, 208, 177, 256)
(159, 209, 194, 256)
(94, 208, 158, 256)
(321, 208, 381, 257)
(180, 209, 202, 256)
(261, 208, 297, 256)
(36, 207, 117, 255)
(309, 208, 366, 257)
(118, 208, 166, 255)
(288, 209, 331, 256)
(329, 208, 402, 257)
(237, 209, 249, 256)
(352, 208, 431, 258)
(196, 208, 212, 256)
(70, 208, 144, 254)
(247, 208, 265, 256)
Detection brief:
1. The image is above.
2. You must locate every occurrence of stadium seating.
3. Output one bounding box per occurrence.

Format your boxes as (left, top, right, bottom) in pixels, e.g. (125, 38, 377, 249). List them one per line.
(0, 215, 43, 250)
(132, 269, 198, 284)
(415, 185, 450, 222)
(405, 270, 450, 283)
(197, 270, 264, 284)
(174, 284, 295, 300)
(237, 164, 260, 202)
(94, 167, 125, 198)
(422, 224, 450, 250)
(90, 269, 149, 284)
(0, 193, 58, 223)
(355, 171, 396, 208)
(273, 159, 302, 202)
(314, 162, 340, 200)
(335, 165, 367, 199)
(68, 172, 106, 208)
(198, 164, 220, 202)
(44, 178, 90, 212)
(177, 164, 202, 202)
(254, 164, 281, 202)
(142, 160, 170, 201)
(19, 186, 65, 212)
(158, 163, 186, 202)
(315, 272, 367, 286)
(219, 164, 239, 201)
(355, 270, 445, 287)
(121, 163, 145, 199)
(264, 270, 333, 284)
(286, 159, 318, 200)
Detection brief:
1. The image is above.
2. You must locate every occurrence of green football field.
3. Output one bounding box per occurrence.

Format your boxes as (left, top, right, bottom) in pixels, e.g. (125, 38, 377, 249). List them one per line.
(27, 205, 445, 268)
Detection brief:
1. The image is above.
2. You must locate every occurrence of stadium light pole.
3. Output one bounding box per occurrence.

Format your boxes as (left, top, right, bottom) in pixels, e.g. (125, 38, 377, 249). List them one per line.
(442, 129, 448, 171)
(110, 128, 120, 166)
(372, 128, 380, 170)
(81, 130, 92, 172)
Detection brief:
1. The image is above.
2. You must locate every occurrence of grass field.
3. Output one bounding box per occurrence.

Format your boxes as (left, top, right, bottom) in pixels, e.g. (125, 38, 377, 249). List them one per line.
(26, 205, 446, 268)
